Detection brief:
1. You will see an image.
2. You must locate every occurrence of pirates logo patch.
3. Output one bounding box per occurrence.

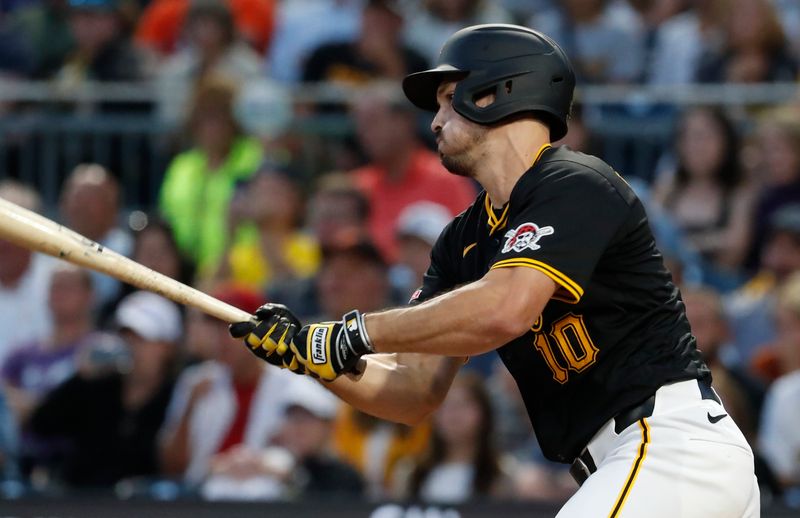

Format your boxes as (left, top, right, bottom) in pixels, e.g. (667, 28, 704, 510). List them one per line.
(502, 222, 554, 253)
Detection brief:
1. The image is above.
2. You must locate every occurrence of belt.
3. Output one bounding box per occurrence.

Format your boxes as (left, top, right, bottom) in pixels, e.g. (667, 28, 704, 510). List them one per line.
(569, 378, 718, 486)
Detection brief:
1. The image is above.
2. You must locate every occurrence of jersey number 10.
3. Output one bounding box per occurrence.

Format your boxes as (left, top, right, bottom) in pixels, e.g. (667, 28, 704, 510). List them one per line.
(533, 313, 599, 384)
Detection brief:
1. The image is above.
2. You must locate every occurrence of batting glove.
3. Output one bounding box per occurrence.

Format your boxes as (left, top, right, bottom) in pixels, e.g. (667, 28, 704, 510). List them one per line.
(229, 303, 306, 374)
(290, 310, 374, 381)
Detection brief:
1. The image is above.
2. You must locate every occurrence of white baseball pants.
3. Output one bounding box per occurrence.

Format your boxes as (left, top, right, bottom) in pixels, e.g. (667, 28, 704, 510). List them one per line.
(557, 380, 760, 518)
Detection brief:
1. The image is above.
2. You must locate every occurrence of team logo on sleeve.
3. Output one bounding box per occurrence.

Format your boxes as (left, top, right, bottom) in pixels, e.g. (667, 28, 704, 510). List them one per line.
(502, 222, 554, 253)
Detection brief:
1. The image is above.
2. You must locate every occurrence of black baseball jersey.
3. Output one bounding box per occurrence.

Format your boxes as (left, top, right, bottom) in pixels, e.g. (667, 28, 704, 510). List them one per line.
(415, 145, 710, 463)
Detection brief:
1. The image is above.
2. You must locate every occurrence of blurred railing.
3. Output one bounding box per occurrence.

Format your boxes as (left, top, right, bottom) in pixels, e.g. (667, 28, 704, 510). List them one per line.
(0, 80, 797, 209)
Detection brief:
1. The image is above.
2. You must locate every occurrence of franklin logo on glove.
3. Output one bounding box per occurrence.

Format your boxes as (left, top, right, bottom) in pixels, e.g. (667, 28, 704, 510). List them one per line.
(311, 326, 328, 365)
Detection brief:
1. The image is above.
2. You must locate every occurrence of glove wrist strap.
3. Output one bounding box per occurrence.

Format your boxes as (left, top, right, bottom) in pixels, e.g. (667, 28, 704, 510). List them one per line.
(341, 310, 374, 355)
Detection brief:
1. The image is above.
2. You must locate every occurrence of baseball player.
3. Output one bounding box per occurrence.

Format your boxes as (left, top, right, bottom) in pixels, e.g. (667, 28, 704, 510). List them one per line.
(232, 25, 759, 516)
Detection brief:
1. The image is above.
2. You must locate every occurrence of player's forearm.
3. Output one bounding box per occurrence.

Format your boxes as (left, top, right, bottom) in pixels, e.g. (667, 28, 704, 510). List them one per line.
(366, 268, 550, 356)
(324, 353, 462, 425)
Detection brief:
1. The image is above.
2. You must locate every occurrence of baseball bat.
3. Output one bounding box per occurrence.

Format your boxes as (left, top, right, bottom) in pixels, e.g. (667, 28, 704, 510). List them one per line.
(0, 196, 253, 324)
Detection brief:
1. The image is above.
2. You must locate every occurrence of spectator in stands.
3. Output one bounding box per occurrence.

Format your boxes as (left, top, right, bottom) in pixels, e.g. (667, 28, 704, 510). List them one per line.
(159, 286, 304, 486)
(0, 181, 55, 365)
(1, 266, 96, 430)
(653, 107, 755, 272)
(316, 237, 396, 321)
(747, 109, 800, 270)
(218, 163, 320, 293)
(155, 0, 263, 125)
(643, 0, 727, 85)
(696, 0, 797, 83)
(266, 175, 372, 318)
(350, 85, 476, 261)
(1, 266, 109, 479)
(726, 204, 800, 368)
(59, 164, 132, 309)
(302, 0, 428, 85)
(287, 238, 426, 498)
(56, 0, 145, 85)
(26, 291, 179, 487)
(392, 201, 451, 301)
(266, 0, 362, 83)
(757, 272, 800, 491)
(528, 0, 644, 84)
(128, 217, 191, 284)
(98, 215, 194, 325)
(202, 381, 362, 500)
(624, 0, 688, 83)
(305, 173, 370, 249)
(401, 0, 513, 64)
(334, 407, 430, 500)
(1, 0, 72, 79)
(270, 386, 361, 498)
(159, 76, 262, 279)
(394, 372, 514, 503)
(136, 0, 275, 57)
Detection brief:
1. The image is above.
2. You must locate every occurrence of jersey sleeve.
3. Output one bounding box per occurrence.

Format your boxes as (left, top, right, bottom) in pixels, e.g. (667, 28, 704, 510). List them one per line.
(489, 167, 632, 304)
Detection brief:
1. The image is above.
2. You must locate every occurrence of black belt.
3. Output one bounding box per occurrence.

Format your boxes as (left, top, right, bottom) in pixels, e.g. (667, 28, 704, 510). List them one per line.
(569, 378, 718, 486)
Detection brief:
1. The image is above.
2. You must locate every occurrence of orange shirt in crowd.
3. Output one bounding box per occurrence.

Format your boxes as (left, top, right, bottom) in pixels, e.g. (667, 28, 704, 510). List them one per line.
(135, 0, 275, 55)
(332, 405, 430, 496)
(352, 148, 477, 261)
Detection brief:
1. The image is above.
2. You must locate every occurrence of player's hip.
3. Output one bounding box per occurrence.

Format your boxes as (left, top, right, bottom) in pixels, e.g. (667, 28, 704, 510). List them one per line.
(563, 379, 758, 517)
(571, 378, 753, 486)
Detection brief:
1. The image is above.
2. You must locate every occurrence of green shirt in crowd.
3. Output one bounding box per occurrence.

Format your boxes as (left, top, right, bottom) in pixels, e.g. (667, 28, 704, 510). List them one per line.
(159, 136, 263, 277)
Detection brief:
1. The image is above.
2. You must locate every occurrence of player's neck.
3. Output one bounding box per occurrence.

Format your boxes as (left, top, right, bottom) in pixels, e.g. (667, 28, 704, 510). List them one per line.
(476, 120, 550, 207)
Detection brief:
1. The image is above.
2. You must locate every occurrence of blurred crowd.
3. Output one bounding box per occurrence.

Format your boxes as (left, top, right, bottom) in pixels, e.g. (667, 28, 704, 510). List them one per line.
(0, 0, 799, 510)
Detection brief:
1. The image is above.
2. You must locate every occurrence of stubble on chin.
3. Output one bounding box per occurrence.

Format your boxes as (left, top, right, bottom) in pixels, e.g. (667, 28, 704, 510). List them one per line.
(438, 125, 488, 178)
(440, 152, 473, 178)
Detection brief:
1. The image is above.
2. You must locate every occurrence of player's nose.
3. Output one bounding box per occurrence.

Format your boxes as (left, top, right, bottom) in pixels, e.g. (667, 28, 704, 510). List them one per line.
(431, 111, 443, 134)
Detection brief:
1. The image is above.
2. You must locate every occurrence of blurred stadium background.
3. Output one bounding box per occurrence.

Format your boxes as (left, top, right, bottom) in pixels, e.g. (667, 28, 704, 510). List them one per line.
(1, 0, 800, 516)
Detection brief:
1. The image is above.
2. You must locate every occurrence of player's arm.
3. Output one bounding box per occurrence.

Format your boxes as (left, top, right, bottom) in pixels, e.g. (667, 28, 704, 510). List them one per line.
(288, 265, 553, 423)
(236, 266, 555, 383)
(367, 266, 556, 356)
(324, 352, 464, 425)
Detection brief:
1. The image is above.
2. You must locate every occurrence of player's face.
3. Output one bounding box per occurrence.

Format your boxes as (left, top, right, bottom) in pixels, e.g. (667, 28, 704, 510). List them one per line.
(431, 80, 489, 177)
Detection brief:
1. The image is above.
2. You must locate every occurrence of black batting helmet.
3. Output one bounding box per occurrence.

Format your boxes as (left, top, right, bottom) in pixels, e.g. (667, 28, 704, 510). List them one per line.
(402, 24, 576, 141)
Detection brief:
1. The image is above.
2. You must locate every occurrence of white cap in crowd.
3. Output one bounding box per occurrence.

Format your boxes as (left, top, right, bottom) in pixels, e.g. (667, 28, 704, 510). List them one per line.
(115, 291, 182, 343)
(283, 378, 340, 421)
(396, 201, 452, 247)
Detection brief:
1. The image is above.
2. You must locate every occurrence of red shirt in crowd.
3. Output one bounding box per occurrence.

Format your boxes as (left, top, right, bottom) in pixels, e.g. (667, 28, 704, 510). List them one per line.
(135, 0, 275, 55)
(216, 380, 258, 454)
(352, 148, 477, 261)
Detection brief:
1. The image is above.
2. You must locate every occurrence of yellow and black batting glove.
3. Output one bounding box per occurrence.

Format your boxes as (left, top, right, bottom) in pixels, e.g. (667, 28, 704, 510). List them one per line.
(229, 303, 306, 374)
(290, 310, 374, 381)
